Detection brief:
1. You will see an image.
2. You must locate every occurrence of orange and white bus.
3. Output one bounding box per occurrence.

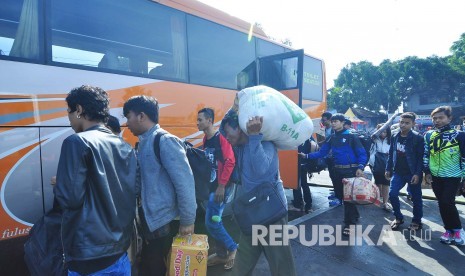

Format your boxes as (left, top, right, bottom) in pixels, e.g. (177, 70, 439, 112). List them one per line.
(0, 0, 326, 272)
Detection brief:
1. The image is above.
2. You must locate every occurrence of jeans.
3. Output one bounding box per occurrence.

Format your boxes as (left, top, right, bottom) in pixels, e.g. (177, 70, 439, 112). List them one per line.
(68, 253, 130, 276)
(389, 173, 423, 223)
(431, 176, 462, 231)
(205, 186, 238, 258)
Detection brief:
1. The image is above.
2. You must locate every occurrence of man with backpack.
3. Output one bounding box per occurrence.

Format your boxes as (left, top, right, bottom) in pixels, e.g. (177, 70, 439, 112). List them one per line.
(197, 108, 238, 270)
(300, 114, 367, 236)
(123, 95, 196, 276)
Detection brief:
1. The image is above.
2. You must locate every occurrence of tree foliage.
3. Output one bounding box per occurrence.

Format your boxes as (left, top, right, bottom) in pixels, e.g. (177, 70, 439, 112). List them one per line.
(329, 33, 465, 113)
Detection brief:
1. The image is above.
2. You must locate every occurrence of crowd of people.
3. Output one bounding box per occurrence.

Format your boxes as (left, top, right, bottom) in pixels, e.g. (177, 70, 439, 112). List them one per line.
(297, 108, 465, 242)
(29, 84, 464, 276)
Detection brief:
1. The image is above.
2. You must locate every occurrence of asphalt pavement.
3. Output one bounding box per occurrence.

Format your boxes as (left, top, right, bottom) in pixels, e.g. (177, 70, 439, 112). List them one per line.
(203, 171, 465, 276)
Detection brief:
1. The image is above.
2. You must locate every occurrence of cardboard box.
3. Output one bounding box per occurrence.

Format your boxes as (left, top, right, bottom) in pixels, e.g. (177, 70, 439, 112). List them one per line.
(168, 234, 209, 276)
(343, 177, 381, 206)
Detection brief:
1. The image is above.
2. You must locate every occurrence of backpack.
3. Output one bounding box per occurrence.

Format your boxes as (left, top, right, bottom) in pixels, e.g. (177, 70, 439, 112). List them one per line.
(153, 131, 211, 201)
(24, 209, 66, 276)
(350, 131, 372, 164)
(302, 138, 327, 173)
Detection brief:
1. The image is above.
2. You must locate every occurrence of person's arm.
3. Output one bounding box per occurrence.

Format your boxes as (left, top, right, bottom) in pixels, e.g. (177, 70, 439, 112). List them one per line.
(458, 132, 465, 181)
(159, 135, 196, 230)
(215, 134, 235, 202)
(423, 132, 433, 184)
(246, 116, 276, 176)
(414, 134, 425, 176)
(371, 112, 399, 139)
(54, 135, 88, 210)
(351, 135, 368, 170)
(218, 134, 235, 186)
(385, 135, 395, 179)
(306, 141, 330, 159)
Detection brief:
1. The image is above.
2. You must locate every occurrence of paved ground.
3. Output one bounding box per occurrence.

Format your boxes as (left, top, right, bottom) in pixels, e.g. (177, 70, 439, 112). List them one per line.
(204, 171, 465, 276)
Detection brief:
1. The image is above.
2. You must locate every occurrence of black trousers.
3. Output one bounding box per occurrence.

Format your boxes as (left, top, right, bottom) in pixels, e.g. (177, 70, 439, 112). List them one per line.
(431, 176, 462, 231)
(332, 167, 359, 226)
(292, 164, 312, 208)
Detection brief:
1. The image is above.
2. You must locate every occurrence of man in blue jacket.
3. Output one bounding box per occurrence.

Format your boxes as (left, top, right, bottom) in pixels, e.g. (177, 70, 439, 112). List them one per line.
(124, 95, 196, 276)
(300, 114, 367, 236)
(386, 112, 424, 231)
(221, 112, 296, 276)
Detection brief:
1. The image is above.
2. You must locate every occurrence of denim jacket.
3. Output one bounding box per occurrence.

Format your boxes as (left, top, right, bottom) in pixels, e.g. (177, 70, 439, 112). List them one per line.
(386, 130, 424, 177)
(137, 125, 196, 232)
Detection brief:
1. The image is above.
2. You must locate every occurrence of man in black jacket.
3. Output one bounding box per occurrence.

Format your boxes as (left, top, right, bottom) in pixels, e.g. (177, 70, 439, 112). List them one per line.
(54, 85, 137, 275)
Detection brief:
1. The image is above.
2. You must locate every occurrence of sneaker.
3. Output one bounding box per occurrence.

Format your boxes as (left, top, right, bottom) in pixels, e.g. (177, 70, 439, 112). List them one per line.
(440, 231, 453, 244)
(327, 194, 337, 200)
(453, 229, 465, 246)
(329, 199, 342, 207)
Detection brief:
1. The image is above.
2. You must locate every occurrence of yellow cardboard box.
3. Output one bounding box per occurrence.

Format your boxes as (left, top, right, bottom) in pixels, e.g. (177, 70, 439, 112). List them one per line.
(168, 234, 209, 276)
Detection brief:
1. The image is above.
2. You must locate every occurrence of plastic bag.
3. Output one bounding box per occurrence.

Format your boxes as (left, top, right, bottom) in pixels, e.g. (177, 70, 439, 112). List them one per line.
(233, 86, 313, 150)
(343, 177, 381, 206)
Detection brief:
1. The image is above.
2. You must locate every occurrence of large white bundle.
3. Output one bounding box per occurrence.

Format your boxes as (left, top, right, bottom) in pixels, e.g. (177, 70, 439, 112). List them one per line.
(234, 85, 313, 150)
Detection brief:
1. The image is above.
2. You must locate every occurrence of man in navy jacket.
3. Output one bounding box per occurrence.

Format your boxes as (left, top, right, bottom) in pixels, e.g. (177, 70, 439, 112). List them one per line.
(300, 114, 367, 236)
(386, 112, 424, 231)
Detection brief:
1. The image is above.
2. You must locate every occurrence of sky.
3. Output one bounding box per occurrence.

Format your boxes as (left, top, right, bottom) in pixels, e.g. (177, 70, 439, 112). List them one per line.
(197, 0, 465, 88)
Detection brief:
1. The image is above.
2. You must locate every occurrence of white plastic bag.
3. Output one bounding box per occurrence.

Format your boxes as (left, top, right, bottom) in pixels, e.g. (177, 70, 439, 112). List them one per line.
(234, 85, 313, 150)
(343, 177, 381, 206)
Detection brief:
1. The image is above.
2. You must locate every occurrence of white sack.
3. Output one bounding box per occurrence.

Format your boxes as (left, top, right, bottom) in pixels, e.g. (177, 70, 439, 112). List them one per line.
(235, 85, 313, 150)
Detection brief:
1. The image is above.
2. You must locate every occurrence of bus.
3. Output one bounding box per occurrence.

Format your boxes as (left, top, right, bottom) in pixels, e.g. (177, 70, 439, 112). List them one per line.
(0, 0, 326, 273)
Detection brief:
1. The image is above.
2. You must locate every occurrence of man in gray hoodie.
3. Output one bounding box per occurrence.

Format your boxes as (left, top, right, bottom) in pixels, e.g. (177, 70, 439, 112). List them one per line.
(123, 95, 196, 276)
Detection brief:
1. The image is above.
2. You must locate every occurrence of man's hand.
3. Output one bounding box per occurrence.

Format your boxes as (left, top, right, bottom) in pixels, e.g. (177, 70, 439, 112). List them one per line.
(179, 224, 195, 236)
(356, 169, 364, 177)
(298, 152, 306, 159)
(215, 185, 226, 203)
(425, 173, 432, 185)
(246, 116, 263, 135)
(411, 175, 420, 185)
(385, 171, 391, 180)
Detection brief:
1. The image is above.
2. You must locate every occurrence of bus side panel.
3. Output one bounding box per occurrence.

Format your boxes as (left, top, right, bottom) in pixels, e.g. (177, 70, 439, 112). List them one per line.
(0, 127, 43, 276)
(279, 89, 300, 189)
(39, 127, 73, 211)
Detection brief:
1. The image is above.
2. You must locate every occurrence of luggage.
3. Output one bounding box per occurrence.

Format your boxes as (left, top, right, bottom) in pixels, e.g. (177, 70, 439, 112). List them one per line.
(168, 234, 209, 276)
(342, 177, 381, 206)
(232, 85, 313, 150)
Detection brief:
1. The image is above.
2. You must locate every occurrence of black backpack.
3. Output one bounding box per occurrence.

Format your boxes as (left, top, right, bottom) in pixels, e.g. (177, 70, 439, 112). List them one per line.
(153, 131, 211, 201)
(301, 138, 327, 173)
(350, 131, 372, 164)
(24, 208, 66, 276)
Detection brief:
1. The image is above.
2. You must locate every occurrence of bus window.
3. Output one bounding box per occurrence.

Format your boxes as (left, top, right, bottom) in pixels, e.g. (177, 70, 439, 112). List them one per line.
(302, 56, 324, 101)
(256, 39, 285, 57)
(187, 15, 256, 89)
(49, 0, 188, 81)
(0, 0, 43, 60)
(260, 56, 299, 91)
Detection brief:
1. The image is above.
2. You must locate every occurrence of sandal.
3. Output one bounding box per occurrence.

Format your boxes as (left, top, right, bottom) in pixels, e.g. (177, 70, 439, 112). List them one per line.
(390, 219, 404, 230)
(224, 249, 237, 270)
(207, 254, 227, 267)
(407, 222, 422, 231)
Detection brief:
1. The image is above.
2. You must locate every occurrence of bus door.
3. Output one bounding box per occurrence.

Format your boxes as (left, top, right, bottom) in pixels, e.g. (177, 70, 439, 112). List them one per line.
(237, 49, 305, 189)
